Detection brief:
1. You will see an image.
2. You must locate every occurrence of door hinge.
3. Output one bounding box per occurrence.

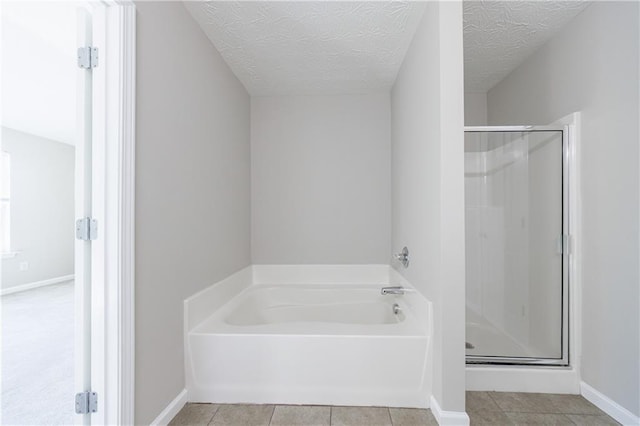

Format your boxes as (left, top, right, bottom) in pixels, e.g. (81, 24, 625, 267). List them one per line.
(77, 46, 98, 69)
(75, 391, 98, 414)
(76, 217, 98, 241)
(556, 234, 571, 255)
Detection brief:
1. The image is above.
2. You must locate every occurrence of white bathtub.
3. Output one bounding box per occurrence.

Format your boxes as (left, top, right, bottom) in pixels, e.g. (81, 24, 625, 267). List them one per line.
(184, 265, 432, 408)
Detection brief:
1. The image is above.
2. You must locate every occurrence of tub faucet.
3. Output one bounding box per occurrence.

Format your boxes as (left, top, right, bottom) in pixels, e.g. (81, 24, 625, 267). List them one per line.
(381, 286, 407, 295)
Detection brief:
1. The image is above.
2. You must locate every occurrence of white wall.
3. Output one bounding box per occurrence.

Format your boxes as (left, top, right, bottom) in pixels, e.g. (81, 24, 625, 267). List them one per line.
(464, 92, 487, 126)
(1, 127, 74, 289)
(391, 1, 466, 413)
(134, 2, 251, 423)
(1, 3, 77, 143)
(487, 2, 639, 417)
(251, 94, 391, 265)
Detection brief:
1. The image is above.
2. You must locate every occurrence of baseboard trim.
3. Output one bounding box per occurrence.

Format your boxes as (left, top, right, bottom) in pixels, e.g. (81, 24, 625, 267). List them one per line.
(430, 395, 469, 426)
(580, 382, 639, 426)
(189, 387, 428, 409)
(150, 389, 188, 426)
(1, 274, 75, 296)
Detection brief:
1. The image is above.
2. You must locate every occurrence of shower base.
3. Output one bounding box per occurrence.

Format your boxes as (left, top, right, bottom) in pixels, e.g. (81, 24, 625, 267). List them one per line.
(465, 309, 532, 359)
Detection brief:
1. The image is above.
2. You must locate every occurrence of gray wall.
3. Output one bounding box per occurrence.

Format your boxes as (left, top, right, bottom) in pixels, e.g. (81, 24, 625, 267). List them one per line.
(464, 93, 487, 126)
(135, 2, 251, 423)
(487, 2, 639, 417)
(1, 127, 74, 289)
(391, 2, 466, 412)
(251, 94, 391, 265)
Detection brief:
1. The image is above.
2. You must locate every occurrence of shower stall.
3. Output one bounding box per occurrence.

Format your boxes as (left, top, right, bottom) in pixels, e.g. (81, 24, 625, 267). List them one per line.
(464, 126, 569, 366)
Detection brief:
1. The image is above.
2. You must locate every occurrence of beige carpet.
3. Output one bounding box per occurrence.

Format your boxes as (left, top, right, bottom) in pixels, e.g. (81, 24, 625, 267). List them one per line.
(1, 281, 74, 425)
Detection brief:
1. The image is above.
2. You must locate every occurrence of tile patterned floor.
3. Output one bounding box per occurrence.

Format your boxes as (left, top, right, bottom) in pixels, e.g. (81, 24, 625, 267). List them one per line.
(466, 392, 619, 425)
(169, 392, 620, 425)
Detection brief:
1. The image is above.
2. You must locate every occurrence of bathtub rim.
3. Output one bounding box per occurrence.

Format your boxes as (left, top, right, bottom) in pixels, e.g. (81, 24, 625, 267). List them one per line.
(192, 282, 427, 336)
(184, 265, 433, 337)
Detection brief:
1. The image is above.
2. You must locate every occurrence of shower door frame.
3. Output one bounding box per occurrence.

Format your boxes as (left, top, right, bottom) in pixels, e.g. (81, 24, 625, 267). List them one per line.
(464, 125, 571, 367)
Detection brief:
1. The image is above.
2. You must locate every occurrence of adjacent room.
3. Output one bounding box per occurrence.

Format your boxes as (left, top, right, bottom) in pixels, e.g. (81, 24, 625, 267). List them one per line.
(1, 2, 80, 424)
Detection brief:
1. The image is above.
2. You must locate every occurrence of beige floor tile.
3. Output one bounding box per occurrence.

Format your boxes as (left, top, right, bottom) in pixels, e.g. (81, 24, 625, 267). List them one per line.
(490, 393, 560, 413)
(468, 409, 514, 425)
(210, 404, 274, 426)
(566, 414, 621, 425)
(388, 408, 438, 426)
(545, 395, 606, 415)
(270, 405, 331, 426)
(168, 403, 219, 425)
(506, 412, 574, 425)
(331, 407, 392, 426)
(466, 392, 502, 412)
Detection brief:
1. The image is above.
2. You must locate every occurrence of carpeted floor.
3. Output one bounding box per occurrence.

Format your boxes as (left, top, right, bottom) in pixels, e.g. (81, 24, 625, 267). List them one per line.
(1, 281, 75, 425)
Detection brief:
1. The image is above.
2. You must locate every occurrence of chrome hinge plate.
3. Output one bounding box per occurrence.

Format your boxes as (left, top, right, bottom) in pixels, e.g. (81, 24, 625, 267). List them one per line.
(77, 47, 98, 69)
(75, 391, 98, 414)
(76, 217, 98, 241)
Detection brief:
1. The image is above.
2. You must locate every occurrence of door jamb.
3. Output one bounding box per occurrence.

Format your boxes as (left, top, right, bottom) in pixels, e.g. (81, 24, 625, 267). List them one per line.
(92, 1, 136, 424)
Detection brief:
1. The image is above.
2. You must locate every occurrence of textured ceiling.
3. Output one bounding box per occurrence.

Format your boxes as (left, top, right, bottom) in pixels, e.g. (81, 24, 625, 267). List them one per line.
(464, 1, 590, 93)
(184, 1, 426, 96)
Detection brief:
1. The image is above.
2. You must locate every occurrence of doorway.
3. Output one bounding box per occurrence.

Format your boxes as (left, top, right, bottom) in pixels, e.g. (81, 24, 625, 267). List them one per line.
(1, 2, 136, 424)
(1, 2, 90, 424)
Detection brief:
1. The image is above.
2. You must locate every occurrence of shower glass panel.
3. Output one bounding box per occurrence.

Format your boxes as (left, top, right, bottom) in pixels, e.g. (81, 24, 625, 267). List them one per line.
(464, 127, 568, 365)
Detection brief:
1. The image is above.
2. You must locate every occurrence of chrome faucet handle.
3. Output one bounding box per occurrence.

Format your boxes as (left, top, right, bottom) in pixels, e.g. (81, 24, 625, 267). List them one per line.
(381, 285, 415, 295)
(393, 247, 409, 268)
(381, 286, 406, 295)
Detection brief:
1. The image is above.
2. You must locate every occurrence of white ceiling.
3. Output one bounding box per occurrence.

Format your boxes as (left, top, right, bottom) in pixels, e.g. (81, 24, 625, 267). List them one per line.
(1, 2, 79, 145)
(464, 1, 590, 93)
(184, 1, 426, 96)
(186, 1, 590, 96)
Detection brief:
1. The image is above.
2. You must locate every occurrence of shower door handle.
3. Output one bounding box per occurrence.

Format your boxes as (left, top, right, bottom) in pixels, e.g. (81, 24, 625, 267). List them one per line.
(556, 234, 570, 255)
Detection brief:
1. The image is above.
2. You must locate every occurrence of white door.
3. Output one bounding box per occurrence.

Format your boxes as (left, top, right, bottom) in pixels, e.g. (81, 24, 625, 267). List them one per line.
(75, 5, 106, 425)
(74, 2, 134, 423)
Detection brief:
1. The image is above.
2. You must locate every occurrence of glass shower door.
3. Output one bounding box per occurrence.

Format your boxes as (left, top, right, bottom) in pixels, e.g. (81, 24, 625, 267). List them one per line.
(464, 126, 569, 365)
